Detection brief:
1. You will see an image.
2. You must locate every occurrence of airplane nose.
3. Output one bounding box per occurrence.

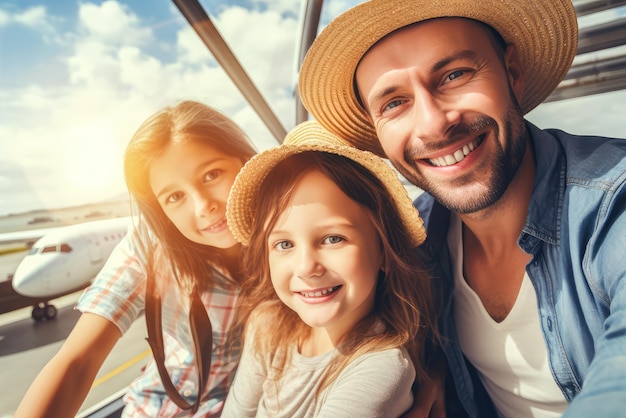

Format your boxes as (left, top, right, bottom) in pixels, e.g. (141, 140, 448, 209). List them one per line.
(12, 256, 56, 298)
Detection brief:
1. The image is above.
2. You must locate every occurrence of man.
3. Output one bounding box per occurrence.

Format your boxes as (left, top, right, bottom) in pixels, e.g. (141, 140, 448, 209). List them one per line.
(298, 1, 626, 417)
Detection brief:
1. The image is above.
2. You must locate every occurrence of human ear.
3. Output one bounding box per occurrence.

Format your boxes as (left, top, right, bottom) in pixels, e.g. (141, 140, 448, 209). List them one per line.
(504, 43, 525, 103)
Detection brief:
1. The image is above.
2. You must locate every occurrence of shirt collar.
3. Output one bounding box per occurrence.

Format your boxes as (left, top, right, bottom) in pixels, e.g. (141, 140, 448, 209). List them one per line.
(519, 122, 565, 252)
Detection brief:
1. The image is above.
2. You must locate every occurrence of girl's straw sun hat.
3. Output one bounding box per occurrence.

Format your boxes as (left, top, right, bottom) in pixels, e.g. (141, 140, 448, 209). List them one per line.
(226, 120, 426, 247)
(299, 0, 578, 156)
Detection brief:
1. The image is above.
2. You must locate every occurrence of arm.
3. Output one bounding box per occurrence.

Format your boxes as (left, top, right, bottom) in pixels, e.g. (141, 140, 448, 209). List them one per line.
(563, 182, 626, 417)
(15, 224, 149, 418)
(317, 347, 415, 418)
(13, 313, 121, 418)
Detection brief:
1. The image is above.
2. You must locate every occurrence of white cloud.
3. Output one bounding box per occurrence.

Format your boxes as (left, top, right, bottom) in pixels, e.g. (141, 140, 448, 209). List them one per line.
(0, 9, 9, 26)
(0, 4, 60, 42)
(14, 5, 48, 27)
(175, 24, 217, 65)
(0, 5, 48, 27)
(213, 6, 298, 120)
(78, 1, 152, 45)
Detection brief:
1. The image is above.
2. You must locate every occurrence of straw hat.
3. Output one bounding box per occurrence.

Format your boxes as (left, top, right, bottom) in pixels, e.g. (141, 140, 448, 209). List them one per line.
(299, 0, 578, 156)
(227, 120, 426, 247)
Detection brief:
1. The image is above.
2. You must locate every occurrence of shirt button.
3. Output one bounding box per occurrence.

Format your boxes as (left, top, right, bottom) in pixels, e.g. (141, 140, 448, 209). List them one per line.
(183, 389, 192, 397)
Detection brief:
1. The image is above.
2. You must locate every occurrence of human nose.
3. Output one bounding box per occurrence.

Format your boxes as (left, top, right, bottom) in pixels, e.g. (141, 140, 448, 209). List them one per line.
(295, 246, 325, 279)
(193, 192, 217, 217)
(410, 89, 460, 140)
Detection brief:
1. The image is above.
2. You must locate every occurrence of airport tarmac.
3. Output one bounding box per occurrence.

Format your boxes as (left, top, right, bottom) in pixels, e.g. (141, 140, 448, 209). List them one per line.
(0, 251, 147, 417)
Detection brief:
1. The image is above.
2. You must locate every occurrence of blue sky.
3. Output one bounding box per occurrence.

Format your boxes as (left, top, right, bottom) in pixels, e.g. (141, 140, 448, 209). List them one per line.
(0, 0, 625, 217)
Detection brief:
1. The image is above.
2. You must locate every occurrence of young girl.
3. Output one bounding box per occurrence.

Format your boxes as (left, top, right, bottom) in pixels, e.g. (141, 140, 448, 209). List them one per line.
(14, 100, 256, 418)
(223, 121, 439, 417)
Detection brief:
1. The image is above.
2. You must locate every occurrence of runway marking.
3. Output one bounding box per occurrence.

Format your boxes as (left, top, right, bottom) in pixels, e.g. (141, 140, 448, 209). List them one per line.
(92, 349, 151, 389)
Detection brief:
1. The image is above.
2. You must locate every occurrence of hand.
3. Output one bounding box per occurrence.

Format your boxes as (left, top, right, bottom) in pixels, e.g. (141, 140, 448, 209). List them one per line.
(401, 375, 446, 418)
(401, 350, 447, 418)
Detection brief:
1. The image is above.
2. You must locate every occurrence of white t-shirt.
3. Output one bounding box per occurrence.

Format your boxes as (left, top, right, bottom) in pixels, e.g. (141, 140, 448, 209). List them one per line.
(222, 310, 414, 418)
(448, 214, 567, 418)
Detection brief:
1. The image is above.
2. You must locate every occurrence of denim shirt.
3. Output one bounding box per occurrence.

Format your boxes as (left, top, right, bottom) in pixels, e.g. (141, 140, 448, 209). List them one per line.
(415, 122, 626, 418)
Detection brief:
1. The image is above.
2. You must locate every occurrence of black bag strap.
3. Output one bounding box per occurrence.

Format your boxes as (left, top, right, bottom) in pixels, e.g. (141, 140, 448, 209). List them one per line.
(145, 273, 213, 413)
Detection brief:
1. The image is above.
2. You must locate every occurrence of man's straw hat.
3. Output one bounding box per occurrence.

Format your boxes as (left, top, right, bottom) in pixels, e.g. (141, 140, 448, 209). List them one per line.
(227, 120, 426, 247)
(299, 0, 578, 156)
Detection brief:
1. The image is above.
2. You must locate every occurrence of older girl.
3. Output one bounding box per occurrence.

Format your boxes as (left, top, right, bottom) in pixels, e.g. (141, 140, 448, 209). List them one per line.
(15, 100, 256, 418)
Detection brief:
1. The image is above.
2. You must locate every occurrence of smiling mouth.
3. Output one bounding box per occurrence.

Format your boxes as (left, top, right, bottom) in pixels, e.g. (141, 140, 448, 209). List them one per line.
(297, 285, 342, 298)
(202, 217, 226, 232)
(429, 135, 484, 167)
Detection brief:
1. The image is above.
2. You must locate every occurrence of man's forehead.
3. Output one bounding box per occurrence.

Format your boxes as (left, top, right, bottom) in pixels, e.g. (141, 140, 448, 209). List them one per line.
(356, 18, 493, 81)
(363, 17, 496, 59)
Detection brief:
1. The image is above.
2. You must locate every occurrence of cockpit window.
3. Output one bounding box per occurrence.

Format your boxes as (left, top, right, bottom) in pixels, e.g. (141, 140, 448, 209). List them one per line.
(26, 243, 72, 254)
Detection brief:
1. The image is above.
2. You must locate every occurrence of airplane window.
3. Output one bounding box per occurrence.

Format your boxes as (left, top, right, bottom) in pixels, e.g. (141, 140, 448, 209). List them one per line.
(60, 243, 73, 253)
(41, 246, 57, 253)
(27, 247, 40, 255)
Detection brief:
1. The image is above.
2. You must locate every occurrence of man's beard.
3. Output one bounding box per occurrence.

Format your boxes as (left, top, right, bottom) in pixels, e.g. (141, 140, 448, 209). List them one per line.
(398, 103, 527, 214)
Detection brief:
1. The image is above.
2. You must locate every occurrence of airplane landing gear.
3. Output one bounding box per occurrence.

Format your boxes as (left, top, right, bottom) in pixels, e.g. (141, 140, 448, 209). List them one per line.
(31, 302, 58, 321)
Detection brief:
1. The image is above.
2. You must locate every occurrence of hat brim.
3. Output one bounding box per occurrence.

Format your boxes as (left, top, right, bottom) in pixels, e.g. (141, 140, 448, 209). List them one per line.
(227, 121, 426, 247)
(299, 0, 578, 156)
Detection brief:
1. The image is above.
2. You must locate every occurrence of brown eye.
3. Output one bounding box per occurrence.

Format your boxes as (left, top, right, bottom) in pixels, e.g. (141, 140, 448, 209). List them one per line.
(204, 169, 221, 182)
(166, 191, 183, 204)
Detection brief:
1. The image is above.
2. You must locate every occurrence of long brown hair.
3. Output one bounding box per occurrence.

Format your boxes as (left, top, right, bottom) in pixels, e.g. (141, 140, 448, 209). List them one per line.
(239, 151, 439, 393)
(124, 100, 256, 294)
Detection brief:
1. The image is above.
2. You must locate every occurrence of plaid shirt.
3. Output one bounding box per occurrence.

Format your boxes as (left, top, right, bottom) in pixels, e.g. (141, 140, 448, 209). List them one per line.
(78, 224, 240, 417)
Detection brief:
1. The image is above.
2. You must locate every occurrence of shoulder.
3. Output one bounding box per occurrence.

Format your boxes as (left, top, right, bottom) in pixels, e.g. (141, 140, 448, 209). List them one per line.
(342, 347, 415, 382)
(533, 125, 626, 183)
(243, 300, 281, 341)
(77, 229, 150, 333)
(247, 300, 277, 323)
(321, 347, 415, 417)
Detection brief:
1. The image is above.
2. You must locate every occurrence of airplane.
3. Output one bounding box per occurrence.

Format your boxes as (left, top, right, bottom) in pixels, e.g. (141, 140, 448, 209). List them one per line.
(2, 216, 132, 321)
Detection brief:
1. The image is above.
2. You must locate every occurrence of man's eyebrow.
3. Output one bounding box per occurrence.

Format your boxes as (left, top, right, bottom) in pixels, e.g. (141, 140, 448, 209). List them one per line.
(431, 49, 478, 73)
(368, 85, 402, 109)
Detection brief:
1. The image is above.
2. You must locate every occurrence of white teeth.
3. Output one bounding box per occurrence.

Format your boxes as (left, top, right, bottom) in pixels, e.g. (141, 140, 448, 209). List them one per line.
(206, 218, 224, 231)
(300, 286, 339, 298)
(429, 137, 480, 167)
